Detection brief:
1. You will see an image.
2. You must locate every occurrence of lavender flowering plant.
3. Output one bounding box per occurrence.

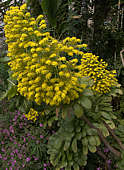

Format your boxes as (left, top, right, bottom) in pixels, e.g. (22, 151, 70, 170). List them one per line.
(0, 110, 53, 169)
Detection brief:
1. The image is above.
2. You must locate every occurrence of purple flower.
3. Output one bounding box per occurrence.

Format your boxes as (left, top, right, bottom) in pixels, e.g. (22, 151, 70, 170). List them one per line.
(44, 163, 47, 167)
(97, 168, 101, 170)
(22, 164, 25, 167)
(104, 148, 109, 153)
(18, 153, 22, 159)
(12, 160, 16, 166)
(107, 160, 111, 165)
(1, 141, 4, 144)
(9, 137, 13, 141)
(1, 148, 5, 152)
(40, 123, 43, 127)
(24, 137, 26, 142)
(27, 133, 31, 136)
(3, 129, 10, 136)
(15, 149, 18, 153)
(9, 126, 14, 134)
(44, 168, 46, 170)
(14, 141, 17, 145)
(10, 153, 14, 156)
(40, 135, 44, 139)
(17, 111, 20, 115)
(47, 162, 50, 166)
(26, 157, 30, 162)
(19, 123, 23, 128)
(31, 136, 35, 140)
(13, 115, 18, 121)
(34, 157, 38, 161)
(3, 157, 7, 160)
(0, 154, 2, 159)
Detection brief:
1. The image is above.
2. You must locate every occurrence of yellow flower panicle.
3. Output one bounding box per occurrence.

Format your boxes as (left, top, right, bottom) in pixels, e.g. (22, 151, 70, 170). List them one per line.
(77, 53, 118, 93)
(24, 108, 38, 122)
(4, 4, 118, 106)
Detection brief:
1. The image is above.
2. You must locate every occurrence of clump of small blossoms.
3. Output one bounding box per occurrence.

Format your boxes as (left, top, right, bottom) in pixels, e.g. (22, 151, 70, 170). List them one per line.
(4, 4, 118, 106)
(4, 4, 86, 106)
(77, 53, 118, 93)
(24, 108, 39, 122)
(0, 111, 52, 169)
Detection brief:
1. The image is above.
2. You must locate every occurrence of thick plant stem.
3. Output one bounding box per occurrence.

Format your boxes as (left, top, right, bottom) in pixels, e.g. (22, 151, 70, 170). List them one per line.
(82, 114, 121, 157)
(97, 149, 110, 170)
(104, 121, 124, 150)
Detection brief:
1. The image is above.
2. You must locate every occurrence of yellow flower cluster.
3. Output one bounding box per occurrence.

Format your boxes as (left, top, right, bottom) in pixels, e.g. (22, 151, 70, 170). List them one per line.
(4, 4, 86, 106)
(4, 4, 118, 106)
(24, 108, 38, 122)
(77, 53, 118, 93)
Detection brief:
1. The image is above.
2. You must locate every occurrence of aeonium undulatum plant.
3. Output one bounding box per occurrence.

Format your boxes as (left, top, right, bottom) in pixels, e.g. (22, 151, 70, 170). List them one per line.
(4, 3, 118, 107)
(4, 3, 123, 170)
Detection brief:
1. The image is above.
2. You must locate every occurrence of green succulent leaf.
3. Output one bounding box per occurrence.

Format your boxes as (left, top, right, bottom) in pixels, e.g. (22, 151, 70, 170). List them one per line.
(7, 85, 17, 100)
(94, 136, 101, 146)
(82, 137, 88, 146)
(71, 139, 77, 153)
(83, 89, 94, 96)
(73, 164, 79, 170)
(100, 126, 109, 137)
(105, 120, 115, 129)
(86, 128, 97, 136)
(88, 136, 97, 146)
(80, 96, 92, 109)
(82, 145, 88, 155)
(82, 130, 87, 137)
(64, 140, 71, 151)
(88, 145, 97, 153)
(101, 111, 112, 120)
(73, 103, 84, 118)
(0, 56, 10, 62)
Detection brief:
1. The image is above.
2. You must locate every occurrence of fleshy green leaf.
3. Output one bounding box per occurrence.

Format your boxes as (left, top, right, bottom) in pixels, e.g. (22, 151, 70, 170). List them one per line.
(82, 145, 88, 155)
(80, 96, 92, 109)
(64, 140, 71, 151)
(105, 120, 115, 129)
(82, 137, 88, 146)
(7, 85, 17, 100)
(0, 56, 10, 62)
(83, 89, 94, 96)
(73, 164, 79, 170)
(101, 111, 112, 120)
(87, 136, 97, 146)
(94, 136, 101, 146)
(88, 145, 97, 153)
(73, 104, 83, 118)
(71, 139, 77, 153)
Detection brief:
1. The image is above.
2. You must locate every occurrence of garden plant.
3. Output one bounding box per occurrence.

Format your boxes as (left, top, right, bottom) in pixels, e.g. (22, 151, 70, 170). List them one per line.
(0, 3, 124, 170)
